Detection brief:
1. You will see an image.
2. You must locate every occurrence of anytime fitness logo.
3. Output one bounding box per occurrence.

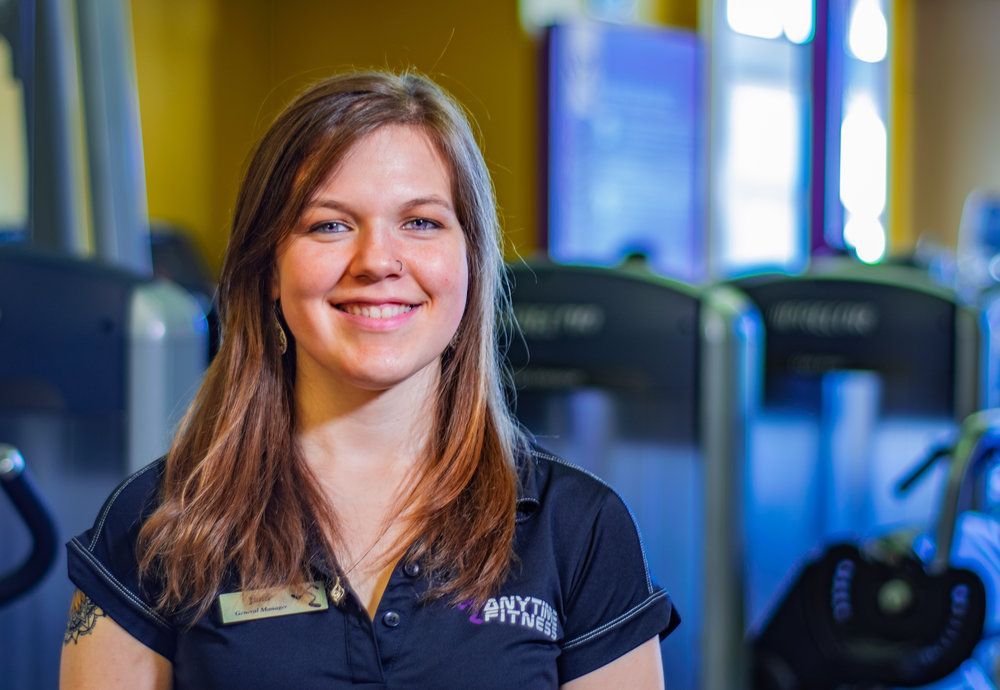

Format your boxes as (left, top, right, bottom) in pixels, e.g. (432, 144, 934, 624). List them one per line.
(458, 595, 560, 640)
(767, 299, 879, 337)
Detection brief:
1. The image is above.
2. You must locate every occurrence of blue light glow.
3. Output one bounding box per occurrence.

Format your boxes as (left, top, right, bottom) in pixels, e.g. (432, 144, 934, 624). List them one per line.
(547, 23, 704, 282)
(988, 463, 1000, 514)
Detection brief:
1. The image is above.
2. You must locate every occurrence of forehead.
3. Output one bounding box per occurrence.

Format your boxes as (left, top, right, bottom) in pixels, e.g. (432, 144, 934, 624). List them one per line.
(310, 125, 454, 201)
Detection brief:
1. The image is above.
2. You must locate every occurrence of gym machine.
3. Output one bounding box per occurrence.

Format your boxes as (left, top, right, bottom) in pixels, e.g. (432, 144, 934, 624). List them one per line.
(505, 261, 761, 690)
(754, 409, 1000, 688)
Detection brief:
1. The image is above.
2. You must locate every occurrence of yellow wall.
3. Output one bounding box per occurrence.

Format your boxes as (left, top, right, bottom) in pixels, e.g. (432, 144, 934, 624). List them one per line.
(912, 0, 1000, 248)
(657, 0, 698, 28)
(132, 0, 539, 272)
(131, 0, 234, 267)
(889, 0, 913, 252)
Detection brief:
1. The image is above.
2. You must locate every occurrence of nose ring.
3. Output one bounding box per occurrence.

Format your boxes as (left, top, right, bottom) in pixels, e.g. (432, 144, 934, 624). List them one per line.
(395, 259, 404, 273)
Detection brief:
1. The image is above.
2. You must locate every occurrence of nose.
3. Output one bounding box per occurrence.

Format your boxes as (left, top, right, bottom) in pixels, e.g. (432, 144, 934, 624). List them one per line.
(348, 225, 402, 282)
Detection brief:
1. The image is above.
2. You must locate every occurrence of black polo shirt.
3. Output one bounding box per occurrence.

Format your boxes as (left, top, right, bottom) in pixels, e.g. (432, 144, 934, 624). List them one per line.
(67, 445, 679, 688)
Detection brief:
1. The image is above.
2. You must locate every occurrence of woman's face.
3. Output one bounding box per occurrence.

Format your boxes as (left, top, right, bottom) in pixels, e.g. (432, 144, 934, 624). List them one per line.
(272, 125, 469, 393)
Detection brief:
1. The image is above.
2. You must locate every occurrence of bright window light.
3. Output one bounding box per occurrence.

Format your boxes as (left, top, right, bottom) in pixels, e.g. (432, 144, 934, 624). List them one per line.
(847, 0, 888, 63)
(840, 95, 886, 217)
(727, 0, 782, 39)
(728, 0, 814, 43)
(722, 84, 799, 269)
(782, 0, 814, 44)
(844, 215, 887, 263)
(518, 0, 587, 33)
(723, 193, 798, 267)
(728, 84, 797, 186)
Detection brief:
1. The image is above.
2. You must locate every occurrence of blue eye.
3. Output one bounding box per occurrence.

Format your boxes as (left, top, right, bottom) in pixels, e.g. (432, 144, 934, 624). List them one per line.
(405, 218, 442, 231)
(309, 221, 350, 234)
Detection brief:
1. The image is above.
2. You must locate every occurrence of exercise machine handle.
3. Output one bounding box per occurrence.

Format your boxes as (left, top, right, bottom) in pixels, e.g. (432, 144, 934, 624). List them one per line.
(0, 444, 59, 608)
(931, 410, 1000, 575)
(896, 442, 954, 496)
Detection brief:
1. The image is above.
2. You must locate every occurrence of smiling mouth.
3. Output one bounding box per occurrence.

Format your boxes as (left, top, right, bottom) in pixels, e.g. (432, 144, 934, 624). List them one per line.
(334, 303, 416, 319)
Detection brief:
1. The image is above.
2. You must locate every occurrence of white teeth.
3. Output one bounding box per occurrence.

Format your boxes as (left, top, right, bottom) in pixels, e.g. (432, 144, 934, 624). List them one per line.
(340, 304, 413, 319)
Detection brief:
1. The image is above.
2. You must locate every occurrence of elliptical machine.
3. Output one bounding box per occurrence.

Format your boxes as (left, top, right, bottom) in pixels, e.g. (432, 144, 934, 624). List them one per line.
(0, 445, 57, 609)
(753, 410, 1000, 688)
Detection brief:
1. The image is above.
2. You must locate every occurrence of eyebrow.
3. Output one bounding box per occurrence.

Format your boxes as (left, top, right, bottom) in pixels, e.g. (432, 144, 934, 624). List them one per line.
(305, 195, 455, 214)
(400, 195, 455, 213)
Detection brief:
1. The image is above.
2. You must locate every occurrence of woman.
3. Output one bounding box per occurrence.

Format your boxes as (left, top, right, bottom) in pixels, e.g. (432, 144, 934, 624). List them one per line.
(60, 71, 678, 689)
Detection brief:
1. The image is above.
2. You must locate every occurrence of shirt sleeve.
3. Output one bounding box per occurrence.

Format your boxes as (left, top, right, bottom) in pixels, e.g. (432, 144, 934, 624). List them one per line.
(557, 489, 680, 682)
(65, 460, 177, 660)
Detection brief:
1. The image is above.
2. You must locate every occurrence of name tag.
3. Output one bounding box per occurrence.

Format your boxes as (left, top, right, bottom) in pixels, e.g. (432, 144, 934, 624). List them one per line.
(216, 582, 329, 625)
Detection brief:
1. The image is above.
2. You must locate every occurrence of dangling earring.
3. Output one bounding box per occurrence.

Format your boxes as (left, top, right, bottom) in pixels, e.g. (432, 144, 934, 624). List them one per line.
(273, 302, 288, 355)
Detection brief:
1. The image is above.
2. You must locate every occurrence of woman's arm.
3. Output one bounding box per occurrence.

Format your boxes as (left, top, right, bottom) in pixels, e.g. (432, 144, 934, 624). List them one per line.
(561, 637, 664, 690)
(60, 589, 172, 690)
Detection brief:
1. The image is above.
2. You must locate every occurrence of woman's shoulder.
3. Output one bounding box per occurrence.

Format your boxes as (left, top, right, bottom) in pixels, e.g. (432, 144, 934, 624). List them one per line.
(514, 442, 679, 680)
(517, 442, 629, 518)
(515, 441, 650, 561)
(67, 456, 167, 587)
(82, 458, 166, 548)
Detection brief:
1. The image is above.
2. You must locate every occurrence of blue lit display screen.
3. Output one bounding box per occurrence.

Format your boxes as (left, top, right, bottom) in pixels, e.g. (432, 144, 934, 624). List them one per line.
(547, 23, 704, 283)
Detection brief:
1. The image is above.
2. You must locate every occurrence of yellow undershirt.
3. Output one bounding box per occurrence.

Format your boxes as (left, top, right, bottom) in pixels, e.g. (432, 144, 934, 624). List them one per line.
(364, 559, 399, 620)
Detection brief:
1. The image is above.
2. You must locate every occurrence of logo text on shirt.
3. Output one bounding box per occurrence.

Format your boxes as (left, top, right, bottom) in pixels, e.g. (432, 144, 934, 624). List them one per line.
(459, 595, 560, 640)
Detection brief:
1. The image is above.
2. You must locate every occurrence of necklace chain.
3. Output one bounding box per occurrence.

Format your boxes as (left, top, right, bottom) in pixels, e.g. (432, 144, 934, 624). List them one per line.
(328, 521, 395, 607)
(341, 526, 391, 577)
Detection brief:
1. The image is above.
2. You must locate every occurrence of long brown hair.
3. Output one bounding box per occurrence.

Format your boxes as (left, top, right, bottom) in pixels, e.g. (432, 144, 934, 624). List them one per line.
(137, 71, 525, 620)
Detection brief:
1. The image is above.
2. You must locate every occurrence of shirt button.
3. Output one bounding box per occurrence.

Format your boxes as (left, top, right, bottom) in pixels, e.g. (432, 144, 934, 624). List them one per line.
(403, 561, 421, 577)
(382, 611, 401, 628)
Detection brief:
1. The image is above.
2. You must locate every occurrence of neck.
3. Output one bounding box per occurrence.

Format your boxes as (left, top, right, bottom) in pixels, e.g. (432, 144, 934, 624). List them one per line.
(293, 357, 440, 499)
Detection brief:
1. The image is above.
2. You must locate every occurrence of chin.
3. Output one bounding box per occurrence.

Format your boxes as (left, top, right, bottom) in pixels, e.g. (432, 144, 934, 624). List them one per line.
(341, 359, 442, 393)
(346, 374, 412, 392)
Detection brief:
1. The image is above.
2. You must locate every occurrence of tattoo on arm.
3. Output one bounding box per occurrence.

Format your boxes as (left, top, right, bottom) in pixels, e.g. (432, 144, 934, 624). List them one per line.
(64, 590, 107, 646)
